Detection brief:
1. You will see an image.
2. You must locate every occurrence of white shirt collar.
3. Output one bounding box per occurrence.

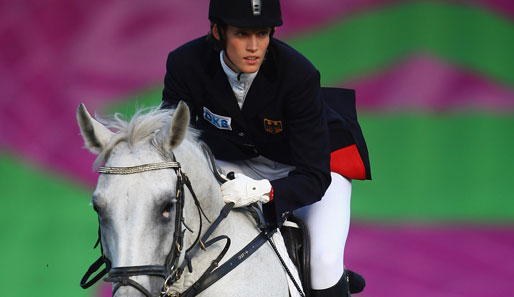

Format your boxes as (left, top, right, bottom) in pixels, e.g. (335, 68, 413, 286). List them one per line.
(219, 51, 259, 109)
(219, 50, 258, 84)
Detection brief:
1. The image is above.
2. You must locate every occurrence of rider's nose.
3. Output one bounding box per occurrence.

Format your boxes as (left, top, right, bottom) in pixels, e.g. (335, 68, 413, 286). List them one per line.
(247, 35, 258, 52)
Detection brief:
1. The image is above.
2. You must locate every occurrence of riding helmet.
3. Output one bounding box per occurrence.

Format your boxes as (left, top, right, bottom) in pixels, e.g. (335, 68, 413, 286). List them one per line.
(209, 0, 283, 27)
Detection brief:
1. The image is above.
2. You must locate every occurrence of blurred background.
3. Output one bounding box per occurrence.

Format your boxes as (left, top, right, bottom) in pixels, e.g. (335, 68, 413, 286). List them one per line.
(1, 0, 513, 296)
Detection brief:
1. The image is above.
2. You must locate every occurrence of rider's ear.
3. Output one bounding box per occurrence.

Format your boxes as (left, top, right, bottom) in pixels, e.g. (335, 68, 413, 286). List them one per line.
(163, 101, 190, 152)
(77, 103, 114, 154)
(212, 24, 221, 41)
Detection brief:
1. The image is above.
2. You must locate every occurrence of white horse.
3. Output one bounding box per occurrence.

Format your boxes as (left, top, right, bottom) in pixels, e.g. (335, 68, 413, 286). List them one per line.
(77, 102, 293, 297)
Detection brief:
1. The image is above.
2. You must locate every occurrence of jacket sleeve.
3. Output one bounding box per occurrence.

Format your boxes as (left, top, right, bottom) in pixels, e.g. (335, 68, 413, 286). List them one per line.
(162, 52, 196, 116)
(264, 71, 332, 226)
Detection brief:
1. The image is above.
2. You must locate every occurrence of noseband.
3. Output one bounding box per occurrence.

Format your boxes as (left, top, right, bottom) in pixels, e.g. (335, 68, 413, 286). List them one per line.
(81, 153, 211, 297)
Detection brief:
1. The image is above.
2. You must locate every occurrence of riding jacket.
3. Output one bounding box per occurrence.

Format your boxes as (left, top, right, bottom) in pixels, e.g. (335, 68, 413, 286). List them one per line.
(162, 36, 370, 226)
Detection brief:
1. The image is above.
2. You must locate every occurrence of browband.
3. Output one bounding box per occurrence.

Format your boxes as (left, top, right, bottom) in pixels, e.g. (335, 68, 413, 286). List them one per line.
(98, 162, 180, 175)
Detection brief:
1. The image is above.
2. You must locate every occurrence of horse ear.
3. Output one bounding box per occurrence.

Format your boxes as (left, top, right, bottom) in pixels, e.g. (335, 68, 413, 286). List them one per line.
(77, 103, 114, 154)
(164, 101, 190, 152)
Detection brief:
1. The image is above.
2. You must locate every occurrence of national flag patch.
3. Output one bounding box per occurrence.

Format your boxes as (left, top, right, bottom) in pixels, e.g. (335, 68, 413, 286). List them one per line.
(264, 118, 283, 134)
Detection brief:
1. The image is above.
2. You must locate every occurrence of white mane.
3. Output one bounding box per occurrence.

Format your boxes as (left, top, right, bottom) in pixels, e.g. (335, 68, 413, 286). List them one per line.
(92, 105, 200, 168)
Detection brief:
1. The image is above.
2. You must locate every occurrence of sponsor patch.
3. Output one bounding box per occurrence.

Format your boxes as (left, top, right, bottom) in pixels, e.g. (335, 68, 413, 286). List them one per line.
(264, 118, 283, 134)
(203, 107, 232, 130)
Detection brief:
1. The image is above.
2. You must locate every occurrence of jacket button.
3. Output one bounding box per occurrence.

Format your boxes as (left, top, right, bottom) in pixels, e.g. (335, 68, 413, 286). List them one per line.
(238, 132, 245, 137)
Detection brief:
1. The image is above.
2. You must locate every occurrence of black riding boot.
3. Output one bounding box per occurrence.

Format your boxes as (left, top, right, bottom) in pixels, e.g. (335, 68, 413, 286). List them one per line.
(310, 270, 351, 297)
(347, 269, 365, 294)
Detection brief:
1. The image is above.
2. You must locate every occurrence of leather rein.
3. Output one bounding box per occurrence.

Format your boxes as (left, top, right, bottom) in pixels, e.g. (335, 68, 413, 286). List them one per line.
(80, 150, 273, 297)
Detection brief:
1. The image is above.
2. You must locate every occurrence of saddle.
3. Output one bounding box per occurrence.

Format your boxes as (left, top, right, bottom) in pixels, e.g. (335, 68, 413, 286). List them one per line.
(280, 215, 366, 297)
(280, 214, 311, 296)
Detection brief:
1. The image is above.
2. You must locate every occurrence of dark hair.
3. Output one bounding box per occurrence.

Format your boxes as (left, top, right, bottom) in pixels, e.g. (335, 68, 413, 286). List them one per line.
(206, 21, 228, 52)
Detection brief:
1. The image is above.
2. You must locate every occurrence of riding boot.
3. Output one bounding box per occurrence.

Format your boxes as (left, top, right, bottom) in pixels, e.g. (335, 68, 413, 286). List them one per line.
(347, 269, 365, 294)
(310, 270, 351, 297)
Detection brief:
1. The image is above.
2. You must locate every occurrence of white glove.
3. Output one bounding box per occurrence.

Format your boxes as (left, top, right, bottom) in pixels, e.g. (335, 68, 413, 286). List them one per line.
(221, 173, 272, 208)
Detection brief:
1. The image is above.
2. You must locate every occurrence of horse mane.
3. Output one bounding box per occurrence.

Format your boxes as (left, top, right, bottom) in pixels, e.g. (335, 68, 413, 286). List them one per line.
(92, 105, 200, 168)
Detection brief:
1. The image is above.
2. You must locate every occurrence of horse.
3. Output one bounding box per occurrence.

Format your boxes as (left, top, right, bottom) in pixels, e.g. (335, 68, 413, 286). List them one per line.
(77, 102, 295, 297)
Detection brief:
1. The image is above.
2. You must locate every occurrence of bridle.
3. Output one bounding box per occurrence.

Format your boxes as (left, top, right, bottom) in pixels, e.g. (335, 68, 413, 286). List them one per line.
(81, 152, 215, 297)
(80, 148, 280, 297)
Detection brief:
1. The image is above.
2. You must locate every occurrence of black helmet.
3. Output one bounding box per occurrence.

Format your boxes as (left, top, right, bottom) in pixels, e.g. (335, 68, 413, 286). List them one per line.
(209, 0, 282, 28)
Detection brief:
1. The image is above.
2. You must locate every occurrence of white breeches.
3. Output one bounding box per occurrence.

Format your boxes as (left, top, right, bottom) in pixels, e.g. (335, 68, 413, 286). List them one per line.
(216, 158, 351, 290)
(295, 172, 351, 289)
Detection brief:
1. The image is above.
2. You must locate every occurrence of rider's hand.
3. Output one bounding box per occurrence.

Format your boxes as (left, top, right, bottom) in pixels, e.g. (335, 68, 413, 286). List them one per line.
(221, 173, 273, 208)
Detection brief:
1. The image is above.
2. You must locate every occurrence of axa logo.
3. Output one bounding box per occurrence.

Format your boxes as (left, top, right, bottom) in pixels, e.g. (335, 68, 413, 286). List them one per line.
(203, 107, 232, 130)
(264, 118, 283, 134)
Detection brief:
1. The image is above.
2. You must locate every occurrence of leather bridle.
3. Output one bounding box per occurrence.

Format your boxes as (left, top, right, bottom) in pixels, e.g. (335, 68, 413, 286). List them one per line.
(80, 148, 277, 297)
(81, 152, 215, 297)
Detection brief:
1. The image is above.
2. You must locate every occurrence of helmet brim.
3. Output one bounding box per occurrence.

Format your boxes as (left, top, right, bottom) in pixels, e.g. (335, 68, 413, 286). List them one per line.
(214, 17, 282, 28)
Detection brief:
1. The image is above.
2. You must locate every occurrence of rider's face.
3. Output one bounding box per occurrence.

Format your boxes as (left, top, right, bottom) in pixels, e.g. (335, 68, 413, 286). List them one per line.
(214, 25, 271, 73)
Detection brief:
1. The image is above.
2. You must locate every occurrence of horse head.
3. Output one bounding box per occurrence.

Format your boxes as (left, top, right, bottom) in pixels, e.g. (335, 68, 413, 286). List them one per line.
(77, 102, 223, 297)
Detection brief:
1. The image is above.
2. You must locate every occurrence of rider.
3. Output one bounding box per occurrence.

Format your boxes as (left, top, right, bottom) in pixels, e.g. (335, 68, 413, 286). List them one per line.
(161, 0, 371, 296)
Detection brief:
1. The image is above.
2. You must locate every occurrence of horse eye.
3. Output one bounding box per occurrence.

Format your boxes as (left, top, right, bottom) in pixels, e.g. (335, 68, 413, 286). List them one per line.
(162, 202, 174, 218)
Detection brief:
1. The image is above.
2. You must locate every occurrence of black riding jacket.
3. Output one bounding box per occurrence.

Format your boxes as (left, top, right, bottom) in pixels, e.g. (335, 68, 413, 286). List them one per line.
(162, 36, 370, 226)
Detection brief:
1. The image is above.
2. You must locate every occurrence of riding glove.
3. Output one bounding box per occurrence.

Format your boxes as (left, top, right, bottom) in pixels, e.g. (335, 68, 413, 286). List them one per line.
(221, 173, 272, 208)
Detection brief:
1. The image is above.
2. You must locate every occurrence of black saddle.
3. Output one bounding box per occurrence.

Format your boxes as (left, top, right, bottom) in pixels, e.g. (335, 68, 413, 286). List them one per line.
(280, 214, 311, 296)
(280, 215, 366, 296)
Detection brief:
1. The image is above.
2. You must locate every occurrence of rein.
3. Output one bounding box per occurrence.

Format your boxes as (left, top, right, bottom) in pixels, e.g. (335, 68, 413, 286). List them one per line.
(80, 150, 272, 297)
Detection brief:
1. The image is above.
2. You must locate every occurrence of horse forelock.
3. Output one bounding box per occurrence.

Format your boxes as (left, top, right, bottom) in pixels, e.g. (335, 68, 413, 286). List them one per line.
(92, 105, 200, 168)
